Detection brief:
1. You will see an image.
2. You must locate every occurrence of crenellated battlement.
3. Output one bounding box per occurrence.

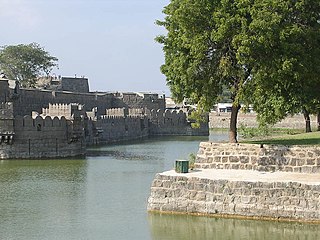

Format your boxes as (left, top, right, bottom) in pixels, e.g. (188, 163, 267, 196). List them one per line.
(14, 115, 68, 130)
(105, 108, 145, 118)
(0, 112, 85, 159)
(105, 108, 126, 117)
(149, 109, 187, 116)
(99, 115, 125, 123)
(102, 108, 190, 126)
(148, 109, 187, 126)
(42, 103, 83, 119)
(99, 114, 143, 123)
(128, 108, 145, 116)
(146, 108, 208, 136)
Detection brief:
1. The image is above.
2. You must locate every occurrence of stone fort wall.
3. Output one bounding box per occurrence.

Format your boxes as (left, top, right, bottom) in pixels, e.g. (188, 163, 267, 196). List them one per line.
(0, 78, 209, 158)
(90, 108, 209, 144)
(13, 89, 114, 116)
(148, 109, 209, 136)
(113, 92, 166, 111)
(95, 115, 149, 144)
(210, 112, 318, 130)
(12, 88, 165, 117)
(0, 115, 85, 159)
(42, 103, 84, 119)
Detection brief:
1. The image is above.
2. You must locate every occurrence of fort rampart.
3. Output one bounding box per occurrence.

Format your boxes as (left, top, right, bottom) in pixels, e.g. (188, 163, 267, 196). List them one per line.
(13, 88, 114, 116)
(210, 112, 318, 130)
(95, 115, 149, 144)
(0, 115, 85, 159)
(0, 78, 209, 159)
(148, 109, 209, 136)
(14, 88, 165, 117)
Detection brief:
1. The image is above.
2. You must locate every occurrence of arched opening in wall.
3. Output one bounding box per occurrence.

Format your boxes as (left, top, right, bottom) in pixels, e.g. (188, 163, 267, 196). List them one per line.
(37, 124, 42, 131)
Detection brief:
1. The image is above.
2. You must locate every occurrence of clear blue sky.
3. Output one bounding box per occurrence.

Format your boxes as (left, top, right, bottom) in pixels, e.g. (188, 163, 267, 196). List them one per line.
(0, 0, 170, 94)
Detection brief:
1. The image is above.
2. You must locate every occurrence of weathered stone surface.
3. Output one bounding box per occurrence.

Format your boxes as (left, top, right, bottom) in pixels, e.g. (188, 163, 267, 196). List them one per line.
(195, 143, 320, 174)
(209, 112, 318, 129)
(148, 169, 320, 222)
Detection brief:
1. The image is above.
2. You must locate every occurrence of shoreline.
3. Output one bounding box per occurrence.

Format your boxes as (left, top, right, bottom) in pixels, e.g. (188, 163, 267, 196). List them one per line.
(148, 210, 320, 225)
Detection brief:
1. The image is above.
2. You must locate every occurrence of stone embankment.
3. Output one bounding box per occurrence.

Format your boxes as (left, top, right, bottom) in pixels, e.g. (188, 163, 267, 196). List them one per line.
(196, 142, 320, 173)
(147, 143, 320, 222)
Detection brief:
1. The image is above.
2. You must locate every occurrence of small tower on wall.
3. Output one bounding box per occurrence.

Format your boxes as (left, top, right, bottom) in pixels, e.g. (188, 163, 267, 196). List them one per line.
(0, 78, 10, 102)
(70, 105, 86, 142)
(0, 78, 15, 144)
(0, 102, 15, 144)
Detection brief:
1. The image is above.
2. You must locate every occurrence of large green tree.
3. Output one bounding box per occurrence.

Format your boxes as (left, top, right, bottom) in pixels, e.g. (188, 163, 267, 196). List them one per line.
(0, 43, 58, 88)
(241, 0, 320, 132)
(157, 0, 253, 143)
(157, 0, 320, 141)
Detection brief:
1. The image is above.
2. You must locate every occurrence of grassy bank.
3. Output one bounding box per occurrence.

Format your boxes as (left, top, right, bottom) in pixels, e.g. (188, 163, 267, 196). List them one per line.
(242, 131, 320, 146)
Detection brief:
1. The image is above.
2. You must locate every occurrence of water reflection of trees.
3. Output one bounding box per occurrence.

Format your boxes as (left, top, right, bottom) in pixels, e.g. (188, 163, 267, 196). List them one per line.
(148, 213, 319, 240)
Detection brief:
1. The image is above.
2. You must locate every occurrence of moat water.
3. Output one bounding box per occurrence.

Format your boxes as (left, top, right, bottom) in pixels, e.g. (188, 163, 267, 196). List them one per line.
(0, 132, 319, 240)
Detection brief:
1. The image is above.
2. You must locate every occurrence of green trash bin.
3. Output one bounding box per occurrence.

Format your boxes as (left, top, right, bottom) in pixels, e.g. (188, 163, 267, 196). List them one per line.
(175, 160, 189, 173)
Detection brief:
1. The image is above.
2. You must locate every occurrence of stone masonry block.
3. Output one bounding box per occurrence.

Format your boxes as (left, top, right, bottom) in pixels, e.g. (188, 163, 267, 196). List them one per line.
(240, 156, 250, 164)
(306, 159, 315, 165)
(221, 156, 228, 163)
(229, 156, 240, 163)
(311, 166, 320, 173)
(301, 166, 313, 173)
(214, 156, 222, 162)
(297, 158, 306, 166)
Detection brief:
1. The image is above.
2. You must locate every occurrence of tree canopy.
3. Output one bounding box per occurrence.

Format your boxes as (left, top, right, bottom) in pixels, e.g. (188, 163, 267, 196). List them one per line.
(157, 0, 320, 142)
(242, 0, 320, 130)
(0, 43, 58, 88)
(156, 0, 253, 142)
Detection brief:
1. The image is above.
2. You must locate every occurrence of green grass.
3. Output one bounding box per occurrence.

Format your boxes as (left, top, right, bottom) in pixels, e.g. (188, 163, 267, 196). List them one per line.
(242, 131, 320, 146)
(238, 125, 305, 139)
(210, 128, 229, 132)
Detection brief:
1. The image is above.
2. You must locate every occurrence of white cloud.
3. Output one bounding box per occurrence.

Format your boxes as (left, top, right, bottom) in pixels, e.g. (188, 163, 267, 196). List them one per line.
(0, 0, 40, 29)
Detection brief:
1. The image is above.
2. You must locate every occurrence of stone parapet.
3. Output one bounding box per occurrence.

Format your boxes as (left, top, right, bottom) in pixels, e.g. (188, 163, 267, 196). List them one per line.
(148, 170, 320, 222)
(195, 142, 320, 173)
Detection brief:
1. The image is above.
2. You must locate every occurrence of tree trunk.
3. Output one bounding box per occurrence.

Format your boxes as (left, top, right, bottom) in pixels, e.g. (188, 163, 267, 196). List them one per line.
(229, 103, 241, 143)
(317, 110, 320, 131)
(303, 108, 312, 133)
